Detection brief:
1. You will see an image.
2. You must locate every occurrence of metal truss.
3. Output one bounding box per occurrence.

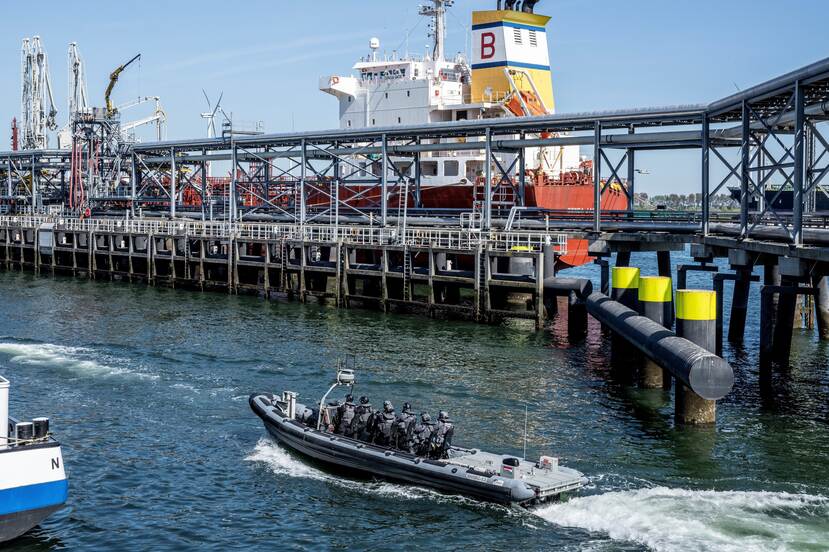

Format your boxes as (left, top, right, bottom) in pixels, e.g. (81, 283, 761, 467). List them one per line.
(2, 56, 829, 251)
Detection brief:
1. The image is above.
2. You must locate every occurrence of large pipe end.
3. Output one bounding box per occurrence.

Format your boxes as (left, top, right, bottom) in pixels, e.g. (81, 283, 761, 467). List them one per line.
(688, 354, 734, 400)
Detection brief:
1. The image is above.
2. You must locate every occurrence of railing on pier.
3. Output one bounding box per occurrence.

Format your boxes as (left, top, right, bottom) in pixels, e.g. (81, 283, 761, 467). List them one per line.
(0, 216, 568, 255)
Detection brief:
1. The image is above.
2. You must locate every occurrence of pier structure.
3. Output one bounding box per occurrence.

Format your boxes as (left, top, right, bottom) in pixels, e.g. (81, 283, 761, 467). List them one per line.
(0, 215, 564, 326)
(1, 57, 829, 422)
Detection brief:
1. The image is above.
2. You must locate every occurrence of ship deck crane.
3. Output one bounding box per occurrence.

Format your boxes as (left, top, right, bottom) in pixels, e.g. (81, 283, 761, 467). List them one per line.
(105, 53, 140, 118)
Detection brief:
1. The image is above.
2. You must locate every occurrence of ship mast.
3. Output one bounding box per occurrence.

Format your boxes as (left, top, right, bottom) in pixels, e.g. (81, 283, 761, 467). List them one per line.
(419, 0, 453, 61)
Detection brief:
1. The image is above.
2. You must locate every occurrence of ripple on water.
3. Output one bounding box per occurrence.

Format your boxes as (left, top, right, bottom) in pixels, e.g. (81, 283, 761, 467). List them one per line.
(0, 339, 158, 381)
(535, 486, 829, 552)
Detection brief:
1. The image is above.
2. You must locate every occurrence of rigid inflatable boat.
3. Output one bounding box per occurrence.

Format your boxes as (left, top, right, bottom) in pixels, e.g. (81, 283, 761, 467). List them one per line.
(249, 368, 587, 506)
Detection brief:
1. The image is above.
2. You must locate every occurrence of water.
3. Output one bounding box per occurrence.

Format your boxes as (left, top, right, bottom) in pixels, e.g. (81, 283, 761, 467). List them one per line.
(1, 249, 828, 551)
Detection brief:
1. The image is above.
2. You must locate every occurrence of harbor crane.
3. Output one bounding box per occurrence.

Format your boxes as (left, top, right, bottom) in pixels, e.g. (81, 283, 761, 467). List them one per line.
(67, 42, 88, 123)
(20, 37, 58, 150)
(105, 53, 140, 118)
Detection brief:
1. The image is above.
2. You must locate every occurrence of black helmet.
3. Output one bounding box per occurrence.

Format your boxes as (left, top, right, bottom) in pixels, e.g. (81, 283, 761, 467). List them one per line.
(438, 410, 450, 422)
(420, 412, 431, 423)
(403, 402, 412, 413)
(345, 394, 354, 404)
(359, 396, 370, 405)
(383, 400, 394, 412)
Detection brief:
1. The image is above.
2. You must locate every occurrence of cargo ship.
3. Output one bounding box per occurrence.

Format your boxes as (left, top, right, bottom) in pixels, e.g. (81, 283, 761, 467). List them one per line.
(318, 0, 628, 267)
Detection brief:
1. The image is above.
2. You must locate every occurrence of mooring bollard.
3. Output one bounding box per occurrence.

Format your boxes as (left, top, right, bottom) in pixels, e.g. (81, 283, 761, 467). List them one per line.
(638, 276, 673, 389)
(675, 289, 717, 424)
(611, 267, 640, 309)
(611, 267, 640, 368)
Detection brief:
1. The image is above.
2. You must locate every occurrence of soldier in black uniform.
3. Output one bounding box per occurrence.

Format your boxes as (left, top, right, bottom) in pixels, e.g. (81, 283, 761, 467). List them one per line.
(409, 412, 435, 456)
(429, 411, 454, 459)
(351, 396, 375, 441)
(392, 402, 416, 450)
(335, 394, 356, 437)
(372, 400, 396, 447)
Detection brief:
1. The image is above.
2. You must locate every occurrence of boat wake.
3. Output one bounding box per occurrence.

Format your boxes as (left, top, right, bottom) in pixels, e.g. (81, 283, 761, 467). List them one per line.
(0, 340, 158, 380)
(534, 486, 829, 552)
(246, 437, 492, 507)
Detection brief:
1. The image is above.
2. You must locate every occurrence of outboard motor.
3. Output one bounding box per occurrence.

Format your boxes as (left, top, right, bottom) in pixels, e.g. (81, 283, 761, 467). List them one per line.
(281, 391, 297, 419)
(500, 457, 520, 479)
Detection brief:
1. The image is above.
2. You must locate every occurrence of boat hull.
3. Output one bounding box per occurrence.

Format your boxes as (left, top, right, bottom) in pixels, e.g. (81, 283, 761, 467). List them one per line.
(250, 394, 526, 504)
(250, 393, 586, 505)
(0, 442, 68, 543)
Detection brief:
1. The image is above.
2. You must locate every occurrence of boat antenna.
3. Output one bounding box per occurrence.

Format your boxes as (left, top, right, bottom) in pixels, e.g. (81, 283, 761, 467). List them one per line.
(523, 405, 528, 460)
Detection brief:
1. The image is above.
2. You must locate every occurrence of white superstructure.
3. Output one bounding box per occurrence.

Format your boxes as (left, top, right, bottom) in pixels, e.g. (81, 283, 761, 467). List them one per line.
(320, 0, 581, 192)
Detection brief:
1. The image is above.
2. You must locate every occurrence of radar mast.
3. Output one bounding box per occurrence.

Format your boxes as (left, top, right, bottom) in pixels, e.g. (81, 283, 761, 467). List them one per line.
(419, 0, 453, 61)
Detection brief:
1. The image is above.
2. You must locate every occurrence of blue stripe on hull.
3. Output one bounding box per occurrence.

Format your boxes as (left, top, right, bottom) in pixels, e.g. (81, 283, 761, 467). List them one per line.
(0, 480, 68, 516)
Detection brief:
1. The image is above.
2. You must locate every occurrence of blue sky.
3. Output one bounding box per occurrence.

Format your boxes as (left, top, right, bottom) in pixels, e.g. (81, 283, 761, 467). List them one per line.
(1, 0, 826, 193)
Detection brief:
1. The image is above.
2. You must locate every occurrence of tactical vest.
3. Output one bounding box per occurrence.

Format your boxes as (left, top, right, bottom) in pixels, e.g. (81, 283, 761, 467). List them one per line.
(337, 404, 356, 435)
(374, 412, 396, 445)
(431, 422, 454, 456)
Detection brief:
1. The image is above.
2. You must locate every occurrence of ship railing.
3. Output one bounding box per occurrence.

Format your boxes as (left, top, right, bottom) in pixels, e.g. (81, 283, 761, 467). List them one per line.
(488, 231, 568, 254)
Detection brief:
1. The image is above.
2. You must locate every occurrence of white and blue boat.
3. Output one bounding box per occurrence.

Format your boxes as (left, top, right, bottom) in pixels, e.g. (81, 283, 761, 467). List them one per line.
(0, 376, 68, 543)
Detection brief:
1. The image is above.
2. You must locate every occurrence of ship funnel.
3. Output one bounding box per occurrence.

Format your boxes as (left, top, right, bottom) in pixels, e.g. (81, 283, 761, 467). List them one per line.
(471, 7, 554, 110)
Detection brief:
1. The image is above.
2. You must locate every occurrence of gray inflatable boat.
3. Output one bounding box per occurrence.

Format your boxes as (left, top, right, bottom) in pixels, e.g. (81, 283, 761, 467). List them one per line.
(249, 369, 588, 506)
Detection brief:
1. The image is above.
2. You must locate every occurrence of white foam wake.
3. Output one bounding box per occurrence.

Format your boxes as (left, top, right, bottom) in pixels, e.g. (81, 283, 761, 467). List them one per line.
(0, 341, 157, 380)
(535, 486, 829, 552)
(246, 437, 475, 504)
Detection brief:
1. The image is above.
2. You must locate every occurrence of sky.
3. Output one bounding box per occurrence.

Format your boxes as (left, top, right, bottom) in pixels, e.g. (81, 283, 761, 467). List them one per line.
(2, 0, 826, 194)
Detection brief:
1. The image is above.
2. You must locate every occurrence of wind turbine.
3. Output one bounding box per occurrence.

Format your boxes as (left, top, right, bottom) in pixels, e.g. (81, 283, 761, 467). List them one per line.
(200, 89, 223, 139)
(200, 90, 223, 178)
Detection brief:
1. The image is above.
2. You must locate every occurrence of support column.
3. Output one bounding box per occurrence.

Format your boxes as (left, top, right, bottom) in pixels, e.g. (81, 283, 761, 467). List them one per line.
(615, 251, 631, 267)
(638, 276, 673, 389)
(793, 81, 805, 246)
(763, 262, 781, 340)
(701, 114, 710, 236)
(170, 148, 177, 218)
(484, 128, 492, 230)
(380, 134, 388, 227)
(610, 266, 640, 372)
(772, 277, 797, 365)
(675, 290, 717, 424)
(535, 250, 545, 329)
(813, 273, 829, 340)
(593, 121, 602, 233)
(657, 250, 671, 278)
(728, 268, 752, 343)
(656, 250, 674, 327)
(567, 291, 588, 341)
(759, 286, 777, 370)
(300, 139, 307, 226)
(229, 143, 238, 223)
(597, 258, 610, 295)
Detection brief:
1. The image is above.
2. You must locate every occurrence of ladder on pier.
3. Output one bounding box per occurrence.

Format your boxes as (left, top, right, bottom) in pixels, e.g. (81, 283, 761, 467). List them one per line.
(476, 247, 488, 320)
(398, 178, 412, 302)
(402, 250, 412, 302)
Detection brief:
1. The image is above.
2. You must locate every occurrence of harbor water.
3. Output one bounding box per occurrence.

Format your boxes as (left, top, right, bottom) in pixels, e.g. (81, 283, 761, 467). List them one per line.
(1, 249, 828, 551)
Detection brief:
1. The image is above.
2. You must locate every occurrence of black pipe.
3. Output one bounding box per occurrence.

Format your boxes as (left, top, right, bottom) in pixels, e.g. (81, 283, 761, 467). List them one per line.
(586, 293, 734, 400)
(543, 276, 592, 299)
